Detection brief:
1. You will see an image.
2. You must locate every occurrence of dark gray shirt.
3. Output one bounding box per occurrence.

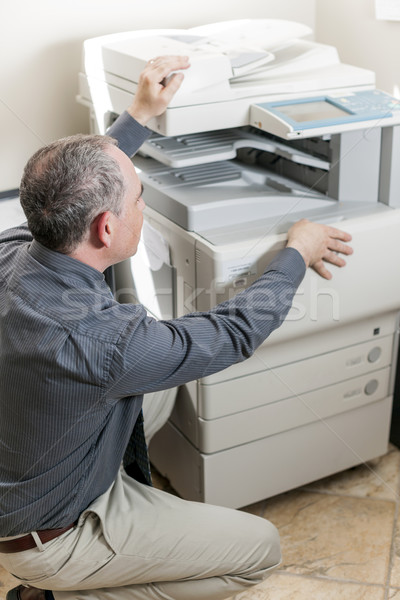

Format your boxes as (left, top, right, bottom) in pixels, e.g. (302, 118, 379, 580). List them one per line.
(0, 113, 306, 535)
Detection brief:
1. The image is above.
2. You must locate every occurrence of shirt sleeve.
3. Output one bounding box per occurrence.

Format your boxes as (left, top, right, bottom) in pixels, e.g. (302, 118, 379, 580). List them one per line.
(107, 111, 152, 157)
(0, 223, 32, 244)
(107, 247, 306, 398)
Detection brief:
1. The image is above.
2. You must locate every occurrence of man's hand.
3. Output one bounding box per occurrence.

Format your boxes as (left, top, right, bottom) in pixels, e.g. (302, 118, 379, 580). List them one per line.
(127, 55, 190, 126)
(287, 219, 353, 280)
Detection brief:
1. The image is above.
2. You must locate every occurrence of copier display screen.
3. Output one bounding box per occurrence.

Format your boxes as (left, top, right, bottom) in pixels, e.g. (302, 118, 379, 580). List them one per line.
(276, 100, 351, 123)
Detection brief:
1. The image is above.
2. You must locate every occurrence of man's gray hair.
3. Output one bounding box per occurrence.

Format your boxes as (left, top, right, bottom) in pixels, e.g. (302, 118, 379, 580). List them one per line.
(19, 134, 125, 254)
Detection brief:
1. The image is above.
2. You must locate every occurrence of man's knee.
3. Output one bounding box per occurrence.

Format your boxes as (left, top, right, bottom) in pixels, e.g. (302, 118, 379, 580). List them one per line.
(257, 518, 281, 571)
(234, 516, 281, 589)
(265, 520, 282, 568)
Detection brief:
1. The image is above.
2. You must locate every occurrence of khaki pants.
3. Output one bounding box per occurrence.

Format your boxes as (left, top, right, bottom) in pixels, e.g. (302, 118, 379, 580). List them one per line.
(0, 469, 281, 600)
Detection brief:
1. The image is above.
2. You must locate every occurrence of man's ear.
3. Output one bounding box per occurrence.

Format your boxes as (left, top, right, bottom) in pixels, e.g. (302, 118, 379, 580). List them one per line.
(96, 211, 113, 249)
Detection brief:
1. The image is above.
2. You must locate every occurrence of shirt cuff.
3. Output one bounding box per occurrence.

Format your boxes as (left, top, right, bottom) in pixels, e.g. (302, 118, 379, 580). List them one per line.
(107, 111, 152, 157)
(266, 247, 306, 288)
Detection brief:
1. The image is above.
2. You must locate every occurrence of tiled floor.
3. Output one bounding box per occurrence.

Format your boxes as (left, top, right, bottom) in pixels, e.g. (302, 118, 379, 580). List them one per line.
(227, 444, 400, 600)
(1, 444, 400, 599)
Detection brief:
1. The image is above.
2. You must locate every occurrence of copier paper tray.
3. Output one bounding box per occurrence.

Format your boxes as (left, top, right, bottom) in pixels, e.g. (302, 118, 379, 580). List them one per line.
(137, 156, 391, 239)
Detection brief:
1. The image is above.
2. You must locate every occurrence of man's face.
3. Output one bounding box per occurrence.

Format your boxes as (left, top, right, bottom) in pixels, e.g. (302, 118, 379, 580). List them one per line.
(106, 144, 145, 261)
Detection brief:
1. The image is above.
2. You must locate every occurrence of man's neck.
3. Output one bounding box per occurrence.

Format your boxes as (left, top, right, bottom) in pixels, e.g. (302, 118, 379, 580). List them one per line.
(68, 244, 110, 273)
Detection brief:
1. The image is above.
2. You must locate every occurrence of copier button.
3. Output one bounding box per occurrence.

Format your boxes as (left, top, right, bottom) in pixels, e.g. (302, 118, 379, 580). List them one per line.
(364, 379, 379, 396)
(367, 347, 382, 363)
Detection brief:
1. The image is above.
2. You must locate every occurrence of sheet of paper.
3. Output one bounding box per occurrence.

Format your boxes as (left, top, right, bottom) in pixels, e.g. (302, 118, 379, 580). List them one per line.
(130, 221, 174, 320)
(375, 0, 400, 20)
(138, 220, 170, 272)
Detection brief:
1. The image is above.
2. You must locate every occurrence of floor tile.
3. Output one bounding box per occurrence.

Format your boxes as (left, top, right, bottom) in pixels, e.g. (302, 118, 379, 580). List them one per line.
(229, 573, 384, 599)
(389, 589, 400, 599)
(303, 445, 400, 501)
(389, 506, 400, 587)
(261, 490, 394, 585)
(241, 500, 267, 518)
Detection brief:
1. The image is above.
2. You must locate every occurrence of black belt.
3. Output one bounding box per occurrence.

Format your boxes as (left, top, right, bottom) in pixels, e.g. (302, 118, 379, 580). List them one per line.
(0, 522, 76, 553)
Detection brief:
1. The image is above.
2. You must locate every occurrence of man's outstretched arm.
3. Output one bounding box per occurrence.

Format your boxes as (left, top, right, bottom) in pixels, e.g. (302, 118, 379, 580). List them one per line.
(108, 55, 190, 157)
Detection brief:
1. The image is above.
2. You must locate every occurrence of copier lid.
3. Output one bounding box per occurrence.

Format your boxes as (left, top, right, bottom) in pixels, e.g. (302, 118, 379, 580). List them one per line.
(89, 23, 371, 107)
(79, 19, 375, 136)
(95, 19, 314, 98)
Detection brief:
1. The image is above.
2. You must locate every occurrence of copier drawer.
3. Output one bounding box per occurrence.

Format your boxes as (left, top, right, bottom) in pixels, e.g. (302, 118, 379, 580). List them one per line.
(198, 335, 393, 418)
(195, 368, 390, 452)
(171, 367, 390, 453)
(151, 395, 393, 508)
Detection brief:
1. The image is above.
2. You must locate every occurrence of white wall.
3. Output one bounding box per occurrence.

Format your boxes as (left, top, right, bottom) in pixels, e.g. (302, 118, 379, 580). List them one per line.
(315, 0, 400, 96)
(0, 0, 315, 193)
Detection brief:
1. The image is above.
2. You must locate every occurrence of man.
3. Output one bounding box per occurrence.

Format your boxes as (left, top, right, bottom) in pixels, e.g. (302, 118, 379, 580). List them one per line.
(0, 56, 352, 600)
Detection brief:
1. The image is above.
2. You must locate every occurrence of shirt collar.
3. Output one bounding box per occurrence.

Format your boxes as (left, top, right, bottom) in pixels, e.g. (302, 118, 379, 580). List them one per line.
(28, 239, 107, 287)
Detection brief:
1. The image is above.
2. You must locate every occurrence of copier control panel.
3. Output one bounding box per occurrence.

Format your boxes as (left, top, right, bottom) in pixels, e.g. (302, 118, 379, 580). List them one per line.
(251, 90, 400, 139)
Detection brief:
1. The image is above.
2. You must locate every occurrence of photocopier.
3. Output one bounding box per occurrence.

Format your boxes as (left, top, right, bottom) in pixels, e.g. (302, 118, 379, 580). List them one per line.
(78, 20, 400, 509)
